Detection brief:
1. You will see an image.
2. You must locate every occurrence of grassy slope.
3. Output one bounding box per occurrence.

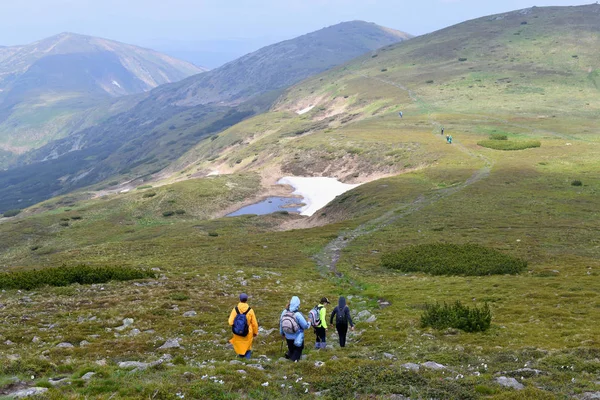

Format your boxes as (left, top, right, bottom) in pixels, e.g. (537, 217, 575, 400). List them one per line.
(0, 5, 600, 399)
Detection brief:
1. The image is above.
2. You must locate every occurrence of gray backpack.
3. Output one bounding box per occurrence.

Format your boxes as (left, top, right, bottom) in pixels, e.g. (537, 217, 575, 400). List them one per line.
(281, 310, 299, 334)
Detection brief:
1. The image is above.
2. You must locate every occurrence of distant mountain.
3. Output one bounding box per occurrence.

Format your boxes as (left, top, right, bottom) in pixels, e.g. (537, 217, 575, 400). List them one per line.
(153, 21, 412, 107)
(0, 33, 206, 156)
(0, 21, 411, 212)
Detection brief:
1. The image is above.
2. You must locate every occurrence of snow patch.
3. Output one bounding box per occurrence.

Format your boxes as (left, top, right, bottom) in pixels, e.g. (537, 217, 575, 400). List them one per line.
(277, 177, 360, 217)
(207, 171, 220, 176)
(296, 105, 315, 115)
(112, 80, 122, 88)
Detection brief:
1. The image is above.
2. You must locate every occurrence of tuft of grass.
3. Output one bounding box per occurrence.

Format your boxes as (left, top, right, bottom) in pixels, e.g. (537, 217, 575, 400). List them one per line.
(162, 211, 175, 217)
(143, 192, 157, 198)
(0, 265, 155, 290)
(489, 133, 508, 140)
(137, 185, 153, 190)
(381, 243, 527, 276)
(421, 301, 492, 332)
(571, 180, 582, 186)
(2, 209, 21, 218)
(478, 139, 541, 150)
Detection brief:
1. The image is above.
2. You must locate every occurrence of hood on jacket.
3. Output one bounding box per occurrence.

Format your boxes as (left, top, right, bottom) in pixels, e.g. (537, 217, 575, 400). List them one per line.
(338, 296, 346, 310)
(289, 296, 300, 312)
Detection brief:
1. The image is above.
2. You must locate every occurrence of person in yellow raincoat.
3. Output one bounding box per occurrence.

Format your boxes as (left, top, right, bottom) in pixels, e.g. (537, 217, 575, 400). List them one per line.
(228, 293, 259, 359)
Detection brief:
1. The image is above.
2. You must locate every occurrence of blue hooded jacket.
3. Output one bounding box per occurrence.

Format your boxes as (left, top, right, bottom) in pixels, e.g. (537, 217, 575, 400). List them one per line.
(279, 296, 310, 347)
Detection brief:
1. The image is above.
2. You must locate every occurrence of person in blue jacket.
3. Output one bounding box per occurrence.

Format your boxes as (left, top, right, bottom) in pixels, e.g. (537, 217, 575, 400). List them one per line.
(279, 296, 310, 362)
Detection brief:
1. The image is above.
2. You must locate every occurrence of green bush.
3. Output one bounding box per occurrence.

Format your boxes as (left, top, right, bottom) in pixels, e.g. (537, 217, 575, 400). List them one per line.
(478, 139, 541, 150)
(2, 209, 21, 218)
(571, 180, 583, 186)
(137, 185, 153, 190)
(421, 301, 492, 332)
(458, 57, 468, 62)
(208, 232, 219, 237)
(59, 221, 70, 227)
(490, 133, 508, 140)
(175, 209, 186, 215)
(143, 192, 157, 198)
(70, 216, 83, 220)
(162, 211, 175, 217)
(0, 265, 155, 290)
(381, 243, 527, 276)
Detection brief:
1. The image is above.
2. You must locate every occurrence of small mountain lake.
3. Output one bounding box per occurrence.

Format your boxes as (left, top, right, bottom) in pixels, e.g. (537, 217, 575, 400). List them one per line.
(226, 197, 304, 217)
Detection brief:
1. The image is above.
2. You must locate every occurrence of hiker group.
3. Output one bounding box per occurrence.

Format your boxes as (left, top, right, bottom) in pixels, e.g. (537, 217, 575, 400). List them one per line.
(442, 127, 452, 144)
(228, 293, 355, 361)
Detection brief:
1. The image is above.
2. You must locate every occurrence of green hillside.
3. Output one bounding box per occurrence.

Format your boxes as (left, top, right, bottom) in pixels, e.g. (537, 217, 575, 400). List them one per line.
(0, 5, 600, 399)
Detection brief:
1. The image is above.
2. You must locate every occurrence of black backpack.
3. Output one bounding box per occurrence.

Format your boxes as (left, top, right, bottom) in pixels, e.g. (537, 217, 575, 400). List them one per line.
(336, 306, 349, 324)
(232, 306, 251, 337)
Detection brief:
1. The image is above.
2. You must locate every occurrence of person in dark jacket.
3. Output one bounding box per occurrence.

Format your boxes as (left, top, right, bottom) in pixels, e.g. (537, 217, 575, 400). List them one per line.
(329, 296, 355, 347)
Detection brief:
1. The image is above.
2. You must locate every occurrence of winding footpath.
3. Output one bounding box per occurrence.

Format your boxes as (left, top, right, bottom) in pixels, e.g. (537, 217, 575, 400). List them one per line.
(314, 73, 493, 278)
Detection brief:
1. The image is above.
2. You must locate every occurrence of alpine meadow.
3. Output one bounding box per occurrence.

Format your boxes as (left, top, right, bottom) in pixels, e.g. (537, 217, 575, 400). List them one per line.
(0, 4, 599, 400)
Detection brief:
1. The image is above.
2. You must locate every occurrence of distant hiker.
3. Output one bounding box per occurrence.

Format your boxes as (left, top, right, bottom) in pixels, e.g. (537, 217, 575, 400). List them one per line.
(441, 127, 444, 136)
(309, 297, 330, 349)
(448, 135, 453, 144)
(228, 293, 259, 359)
(398, 111, 403, 118)
(446, 135, 450, 143)
(330, 296, 355, 348)
(280, 296, 310, 362)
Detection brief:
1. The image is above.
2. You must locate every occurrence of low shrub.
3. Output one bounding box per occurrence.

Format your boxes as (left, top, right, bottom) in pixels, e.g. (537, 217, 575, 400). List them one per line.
(478, 139, 541, 150)
(70, 216, 83, 220)
(381, 68, 388, 72)
(0, 265, 155, 290)
(458, 57, 468, 62)
(489, 133, 508, 140)
(162, 211, 175, 217)
(381, 243, 527, 276)
(137, 185, 153, 190)
(571, 180, 583, 186)
(426, 80, 434, 84)
(421, 301, 491, 332)
(59, 221, 70, 227)
(143, 192, 157, 198)
(2, 209, 21, 218)
(175, 209, 186, 215)
(208, 232, 219, 237)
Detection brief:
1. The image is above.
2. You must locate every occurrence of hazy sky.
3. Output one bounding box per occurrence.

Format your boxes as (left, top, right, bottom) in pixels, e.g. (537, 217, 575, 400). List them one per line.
(0, 0, 587, 48)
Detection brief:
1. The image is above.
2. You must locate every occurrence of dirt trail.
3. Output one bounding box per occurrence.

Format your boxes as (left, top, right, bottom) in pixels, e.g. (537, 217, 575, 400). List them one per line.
(315, 73, 492, 277)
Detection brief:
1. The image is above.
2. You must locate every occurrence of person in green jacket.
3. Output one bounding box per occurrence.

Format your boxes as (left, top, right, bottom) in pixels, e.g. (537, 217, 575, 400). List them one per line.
(314, 297, 330, 349)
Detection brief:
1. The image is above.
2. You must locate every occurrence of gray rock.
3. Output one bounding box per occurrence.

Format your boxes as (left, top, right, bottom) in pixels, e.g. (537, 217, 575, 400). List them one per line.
(577, 392, 600, 400)
(31, 336, 41, 343)
(495, 376, 524, 390)
(119, 361, 150, 369)
(237, 370, 247, 374)
(56, 342, 74, 348)
(422, 361, 446, 370)
(421, 333, 435, 339)
(95, 359, 107, 366)
(248, 364, 265, 370)
(356, 310, 372, 322)
(230, 360, 244, 365)
(158, 338, 180, 350)
(366, 315, 377, 323)
(314, 361, 325, 367)
(4, 340, 14, 346)
(79, 340, 90, 347)
(183, 311, 197, 317)
(129, 329, 141, 337)
(383, 353, 395, 359)
(81, 372, 96, 381)
(10, 387, 49, 398)
(115, 318, 134, 331)
(48, 377, 69, 386)
(192, 329, 207, 335)
(401, 363, 420, 371)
